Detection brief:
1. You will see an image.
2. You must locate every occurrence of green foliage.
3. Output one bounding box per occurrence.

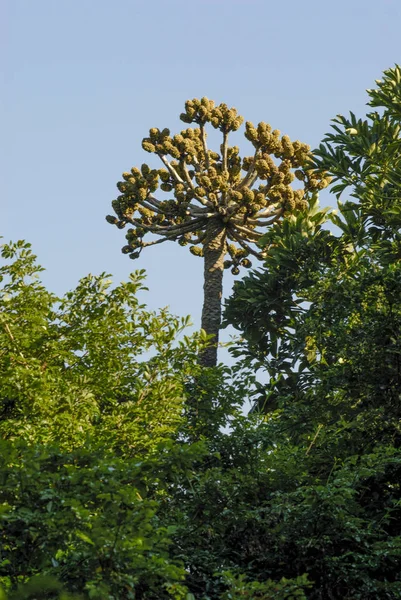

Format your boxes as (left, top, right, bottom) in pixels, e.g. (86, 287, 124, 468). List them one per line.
(220, 67, 401, 599)
(224, 66, 401, 428)
(312, 63, 401, 263)
(162, 404, 401, 598)
(0, 240, 209, 599)
(0, 240, 202, 453)
(220, 572, 312, 599)
(223, 194, 333, 363)
(1, 438, 196, 599)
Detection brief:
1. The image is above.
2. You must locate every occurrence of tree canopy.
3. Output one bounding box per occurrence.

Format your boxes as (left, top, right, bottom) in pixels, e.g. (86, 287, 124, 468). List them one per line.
(222, 64, 401, 598)
(106, 98, 329, 365)
(0, 240, 206, 599)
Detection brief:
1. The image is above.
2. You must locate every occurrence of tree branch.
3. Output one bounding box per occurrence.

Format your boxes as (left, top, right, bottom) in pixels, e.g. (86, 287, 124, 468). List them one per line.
(200, 125, 209, 170)
(157, 154, 184, 183)
(141, 236, 177, 248)
(180, 160, 196, 191)
(145, 194, 179, 214)
(245, 207, 284, 226)
(255, 204, 281, 218)
(141, 199, 167, 215)
(188, 206, 216, 217)
(246, 171, 260, 189)
(2, 322, 29, 366)
(197, 195, 215, 208)
(227, 227, 264, 259)
(3, 322, 15, 342)
(180, 161, 214, 208)
(222, 131, 228, 173)
(253, 214, 284, 227)
(191, 155, 201, 172)
(156, 215, 207, 235)
(229, 221, 262, 241)
(305, 424, 323, 455)
(145, 195, 206, 217)
(124, 215, 166, 234)
(238, 146, 260, 189)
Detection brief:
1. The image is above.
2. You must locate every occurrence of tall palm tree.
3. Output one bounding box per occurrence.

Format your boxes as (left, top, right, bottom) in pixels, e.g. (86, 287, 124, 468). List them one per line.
(107, 98, 329, 366)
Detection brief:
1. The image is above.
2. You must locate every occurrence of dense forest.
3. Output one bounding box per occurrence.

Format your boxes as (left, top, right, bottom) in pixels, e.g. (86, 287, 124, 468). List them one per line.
(1, 66, 400, 599)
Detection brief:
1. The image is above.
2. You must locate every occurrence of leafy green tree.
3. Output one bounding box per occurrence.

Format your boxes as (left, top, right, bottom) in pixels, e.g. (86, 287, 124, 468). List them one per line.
(106, 98, 329, 365)
(218, 66, 401, 599)
(225, 65, 401, 424)
(0, 240, 209, 599)
(313, 63, 401, 264)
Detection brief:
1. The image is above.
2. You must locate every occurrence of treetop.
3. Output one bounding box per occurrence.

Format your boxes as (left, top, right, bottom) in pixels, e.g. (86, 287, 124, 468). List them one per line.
(106, 97, 331, 273)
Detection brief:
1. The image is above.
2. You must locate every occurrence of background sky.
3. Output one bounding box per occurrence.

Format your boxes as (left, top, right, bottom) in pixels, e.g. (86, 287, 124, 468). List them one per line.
(2, 0, 401, 348)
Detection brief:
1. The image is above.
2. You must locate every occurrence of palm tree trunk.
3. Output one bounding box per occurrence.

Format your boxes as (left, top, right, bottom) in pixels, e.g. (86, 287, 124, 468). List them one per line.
(199, 218, 227, 367)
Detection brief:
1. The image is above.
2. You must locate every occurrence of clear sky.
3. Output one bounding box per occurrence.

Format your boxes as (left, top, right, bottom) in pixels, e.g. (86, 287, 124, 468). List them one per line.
(2, 0, 401, 336)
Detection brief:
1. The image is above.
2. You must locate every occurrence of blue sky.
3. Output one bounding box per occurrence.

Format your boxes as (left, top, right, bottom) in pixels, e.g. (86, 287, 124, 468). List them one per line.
(2, 0, 401, 338)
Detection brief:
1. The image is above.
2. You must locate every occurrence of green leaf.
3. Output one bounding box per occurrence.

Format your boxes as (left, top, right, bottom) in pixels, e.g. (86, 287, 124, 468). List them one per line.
(75, 531, 95, 545)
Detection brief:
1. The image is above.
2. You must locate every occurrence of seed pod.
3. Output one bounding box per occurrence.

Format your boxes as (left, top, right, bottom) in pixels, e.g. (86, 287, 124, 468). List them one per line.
(189, 245, 203, 257)
(233, 117, 244, 130)
(195, 187, 206, 197)
(245, 122, 258, 143)
(286, 197, 296, 210)
(170, 146, 181, 159)
(231, 191, 243, 202)
(159, 169, 170, 182)
(198, 106, 208, 119)
(137, 188, 148, 201)
(142, 140, 155, 153)
(241, 258, 252, 268)
(295, 198, 308, 211)
(242, 188, 255, 203)
(281, 135, 294, 158)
